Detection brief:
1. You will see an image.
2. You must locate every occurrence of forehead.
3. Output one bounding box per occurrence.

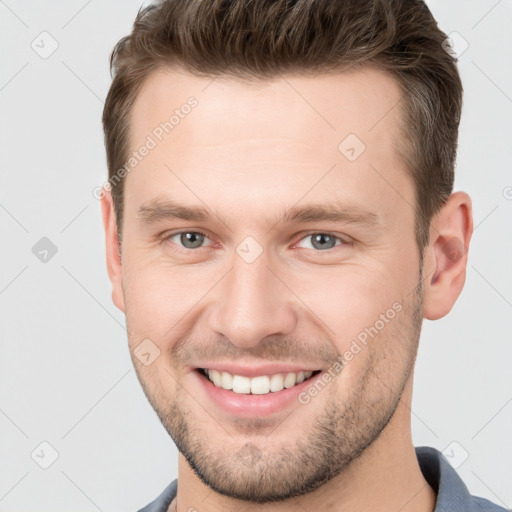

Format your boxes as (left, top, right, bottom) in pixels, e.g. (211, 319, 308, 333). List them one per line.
(124, 64, 412, 226)
(130, 63, 404, 148)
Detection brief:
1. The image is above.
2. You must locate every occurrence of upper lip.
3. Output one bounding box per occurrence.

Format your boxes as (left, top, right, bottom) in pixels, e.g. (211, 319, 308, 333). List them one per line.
(192, 363, 322, 378)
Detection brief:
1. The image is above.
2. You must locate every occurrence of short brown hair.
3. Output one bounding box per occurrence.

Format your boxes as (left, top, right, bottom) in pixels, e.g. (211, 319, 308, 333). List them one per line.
(102, 0, 463, 252)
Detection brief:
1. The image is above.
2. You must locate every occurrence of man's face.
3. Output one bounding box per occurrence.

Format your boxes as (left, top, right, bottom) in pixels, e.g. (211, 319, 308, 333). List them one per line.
(115, 64, 425, 502)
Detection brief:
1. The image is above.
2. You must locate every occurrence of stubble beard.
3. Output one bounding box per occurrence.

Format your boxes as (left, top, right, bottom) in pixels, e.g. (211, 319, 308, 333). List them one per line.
(129, 265, 425, 504)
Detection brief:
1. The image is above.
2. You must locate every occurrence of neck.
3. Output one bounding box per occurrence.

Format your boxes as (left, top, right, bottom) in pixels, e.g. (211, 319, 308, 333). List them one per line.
(170, 379, 436, 512)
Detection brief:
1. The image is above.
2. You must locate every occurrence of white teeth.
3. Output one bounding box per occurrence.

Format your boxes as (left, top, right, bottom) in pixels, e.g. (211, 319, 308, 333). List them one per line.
(250, 376, 270, 394)
(210, 369, 222, 387)
(232, 375, 251, 394)
(204, 369, 317, 394)
(221, 371, 233, 390)
(283, 373, 297, 388)
(269, 373, 284, 392)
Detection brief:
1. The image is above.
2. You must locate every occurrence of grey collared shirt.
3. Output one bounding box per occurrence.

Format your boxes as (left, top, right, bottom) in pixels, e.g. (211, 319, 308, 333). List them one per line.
(137, 446, 509, 512)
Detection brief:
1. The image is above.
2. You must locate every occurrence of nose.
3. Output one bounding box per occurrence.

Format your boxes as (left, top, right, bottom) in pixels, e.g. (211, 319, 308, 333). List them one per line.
(207, 251, 298, 349)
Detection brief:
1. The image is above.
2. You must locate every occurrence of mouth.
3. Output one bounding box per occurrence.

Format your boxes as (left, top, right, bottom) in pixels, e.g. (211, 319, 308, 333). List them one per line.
(195, 368, 323, 395)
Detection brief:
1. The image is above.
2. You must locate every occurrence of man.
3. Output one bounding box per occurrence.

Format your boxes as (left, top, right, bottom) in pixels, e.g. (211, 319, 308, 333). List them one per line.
(100, 1, 506, 511)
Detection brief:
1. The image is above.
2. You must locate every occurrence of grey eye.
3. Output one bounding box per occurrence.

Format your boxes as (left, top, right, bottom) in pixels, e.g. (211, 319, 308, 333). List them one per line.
(310, 233, 337, 250)
(177, 232, 206, 249)
(296, 233, 342, 251)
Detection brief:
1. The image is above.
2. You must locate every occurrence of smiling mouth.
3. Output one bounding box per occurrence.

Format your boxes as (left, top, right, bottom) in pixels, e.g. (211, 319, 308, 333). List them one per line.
(196, 368, 322, 395)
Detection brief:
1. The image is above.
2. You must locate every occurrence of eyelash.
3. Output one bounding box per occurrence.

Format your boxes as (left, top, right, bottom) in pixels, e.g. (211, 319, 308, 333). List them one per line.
(161, 230, 351, 253)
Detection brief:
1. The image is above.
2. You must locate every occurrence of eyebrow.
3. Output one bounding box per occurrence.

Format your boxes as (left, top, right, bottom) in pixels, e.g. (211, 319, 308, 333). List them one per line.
(137, 198, 382, 229)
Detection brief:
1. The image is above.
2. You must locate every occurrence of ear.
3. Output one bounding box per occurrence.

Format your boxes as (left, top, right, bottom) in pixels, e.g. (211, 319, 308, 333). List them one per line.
(100, 189, 125, 312)
(422, 191, 473, 320)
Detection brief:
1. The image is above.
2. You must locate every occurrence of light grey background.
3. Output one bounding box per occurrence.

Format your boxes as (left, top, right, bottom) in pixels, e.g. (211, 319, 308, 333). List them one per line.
(0, 1, 511, 511)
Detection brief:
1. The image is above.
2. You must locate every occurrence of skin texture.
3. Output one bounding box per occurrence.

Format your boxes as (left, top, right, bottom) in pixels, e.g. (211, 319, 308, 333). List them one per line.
(102, 64, 473, 511)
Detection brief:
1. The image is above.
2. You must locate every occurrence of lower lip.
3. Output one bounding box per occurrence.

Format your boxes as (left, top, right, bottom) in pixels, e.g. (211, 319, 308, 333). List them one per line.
(193, 369, 323, 417)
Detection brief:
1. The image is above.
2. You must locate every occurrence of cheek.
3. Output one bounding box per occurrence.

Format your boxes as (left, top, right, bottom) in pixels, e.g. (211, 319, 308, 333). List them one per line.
(122, 256, 215, 344)
(290, 261, 406, 349)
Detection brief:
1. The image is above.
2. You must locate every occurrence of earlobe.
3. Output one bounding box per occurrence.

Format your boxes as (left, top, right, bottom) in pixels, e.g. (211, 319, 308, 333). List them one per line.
(423, 191, 473, 320)
(100, 189, 125, 312)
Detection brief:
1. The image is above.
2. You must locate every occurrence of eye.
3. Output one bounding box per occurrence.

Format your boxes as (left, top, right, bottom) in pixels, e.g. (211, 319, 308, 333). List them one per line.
(164, 231, 211, 250)
(162, 230, 350, 253)
(295, 232, 346, 251)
